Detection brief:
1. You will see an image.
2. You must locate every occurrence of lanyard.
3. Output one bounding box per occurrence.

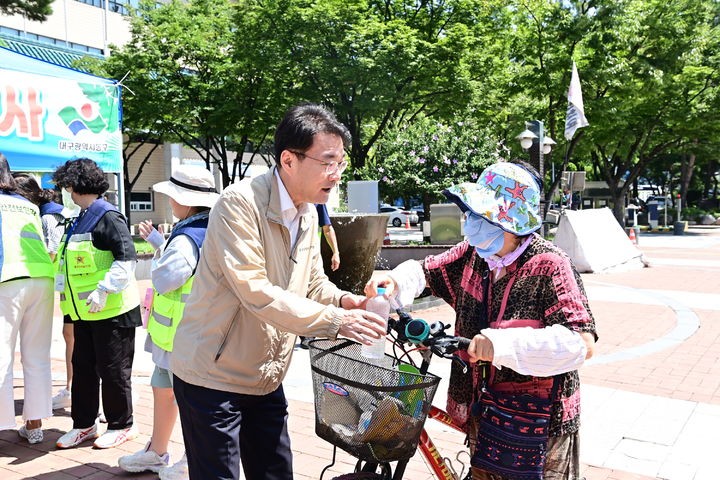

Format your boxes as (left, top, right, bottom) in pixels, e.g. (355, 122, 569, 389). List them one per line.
(59, 212, 83, 266)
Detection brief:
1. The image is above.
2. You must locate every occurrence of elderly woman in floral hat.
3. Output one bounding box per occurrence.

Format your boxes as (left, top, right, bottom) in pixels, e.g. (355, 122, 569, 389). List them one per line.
(367, 160, 597, 480)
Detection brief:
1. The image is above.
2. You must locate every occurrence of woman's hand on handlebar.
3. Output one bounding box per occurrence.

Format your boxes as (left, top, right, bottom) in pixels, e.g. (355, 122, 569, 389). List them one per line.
(467, 333, 494, 363)
(364, 274, 397, 298)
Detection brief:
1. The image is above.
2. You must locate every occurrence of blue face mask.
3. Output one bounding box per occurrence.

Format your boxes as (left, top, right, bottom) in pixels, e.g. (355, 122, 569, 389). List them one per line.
(464, 214, 505, 258)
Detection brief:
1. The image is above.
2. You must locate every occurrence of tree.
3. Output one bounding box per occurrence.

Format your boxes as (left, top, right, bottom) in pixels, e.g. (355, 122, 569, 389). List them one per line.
(76, 46, 173, 215)
(87, 0, 290, 188)
(361, 115, 498, 217)
(255, 0, 491, 171)
(0, 0, 53, 21)
(578, 0, 720, 222)
(473, 0, 720, 223)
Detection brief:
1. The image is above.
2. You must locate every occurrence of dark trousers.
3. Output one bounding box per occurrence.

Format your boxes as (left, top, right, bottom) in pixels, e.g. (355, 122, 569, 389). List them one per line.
(173, 375, 293, 480)
(71, 321, 135, 430)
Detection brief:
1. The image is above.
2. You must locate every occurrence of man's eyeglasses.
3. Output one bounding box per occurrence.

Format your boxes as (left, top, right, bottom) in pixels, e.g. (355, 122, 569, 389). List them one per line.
(289, 150, 348, 175)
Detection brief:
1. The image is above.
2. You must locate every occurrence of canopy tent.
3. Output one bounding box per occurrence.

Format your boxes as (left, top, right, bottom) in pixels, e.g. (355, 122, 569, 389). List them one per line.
(0, 46, 122, 173)
(553, 207, 646, 273)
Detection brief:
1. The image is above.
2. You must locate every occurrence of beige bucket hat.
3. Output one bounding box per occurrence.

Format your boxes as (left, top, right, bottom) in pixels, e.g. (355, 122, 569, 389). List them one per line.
(152, 164, 219, 208)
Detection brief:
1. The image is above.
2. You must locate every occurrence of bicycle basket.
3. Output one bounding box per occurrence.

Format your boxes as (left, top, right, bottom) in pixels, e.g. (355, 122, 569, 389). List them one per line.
(309, 339, 441, 463)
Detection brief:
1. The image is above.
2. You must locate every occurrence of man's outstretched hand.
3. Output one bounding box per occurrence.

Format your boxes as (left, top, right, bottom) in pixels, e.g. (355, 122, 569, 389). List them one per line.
(337, 309, 387, 345)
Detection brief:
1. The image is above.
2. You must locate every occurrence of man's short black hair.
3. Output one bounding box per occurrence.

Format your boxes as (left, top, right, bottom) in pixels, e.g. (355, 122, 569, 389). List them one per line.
(273, 103, 351, 167)
(52, 158, 109, 195)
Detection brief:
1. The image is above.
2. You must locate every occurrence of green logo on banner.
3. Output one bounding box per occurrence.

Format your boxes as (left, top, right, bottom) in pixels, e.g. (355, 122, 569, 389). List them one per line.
(58, 83, 119, 135)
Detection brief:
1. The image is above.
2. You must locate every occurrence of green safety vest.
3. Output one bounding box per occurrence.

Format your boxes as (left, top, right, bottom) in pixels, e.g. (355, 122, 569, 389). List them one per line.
(0, 192, 54, 282)
(147, 276, 194, 352)
(145, 216, 208, 352)
(58, 232, 140, 320)
(57, 203, 140, 321)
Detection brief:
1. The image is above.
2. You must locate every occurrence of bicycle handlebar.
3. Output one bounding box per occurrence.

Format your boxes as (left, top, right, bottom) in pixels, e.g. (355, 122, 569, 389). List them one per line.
(386, 309, 471, 373)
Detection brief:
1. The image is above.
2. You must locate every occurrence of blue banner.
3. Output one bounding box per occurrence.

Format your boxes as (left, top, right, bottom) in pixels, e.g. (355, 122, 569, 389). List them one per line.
(0, 47, 122, 173)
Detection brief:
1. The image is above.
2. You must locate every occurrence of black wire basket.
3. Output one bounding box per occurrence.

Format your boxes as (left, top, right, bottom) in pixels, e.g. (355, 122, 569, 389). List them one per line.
(309, 339, 441, 463)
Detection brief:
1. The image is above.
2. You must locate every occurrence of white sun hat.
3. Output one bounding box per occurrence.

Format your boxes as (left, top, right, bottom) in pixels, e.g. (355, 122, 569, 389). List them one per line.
(152, 164, 219, 208)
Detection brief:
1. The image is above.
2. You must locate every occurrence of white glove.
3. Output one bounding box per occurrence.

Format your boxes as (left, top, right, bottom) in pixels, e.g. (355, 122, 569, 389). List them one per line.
(86, 288, 108, 313)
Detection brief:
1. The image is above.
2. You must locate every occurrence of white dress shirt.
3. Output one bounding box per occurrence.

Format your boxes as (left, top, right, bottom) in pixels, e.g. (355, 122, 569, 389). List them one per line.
(275, 168, 311, 250)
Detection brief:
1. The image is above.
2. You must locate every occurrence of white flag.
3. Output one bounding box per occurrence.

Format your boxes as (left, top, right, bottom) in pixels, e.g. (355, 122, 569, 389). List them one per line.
(564, 61, 589, 140)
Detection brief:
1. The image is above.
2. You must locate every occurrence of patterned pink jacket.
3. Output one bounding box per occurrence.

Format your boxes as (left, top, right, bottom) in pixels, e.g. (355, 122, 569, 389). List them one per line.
(423, 234, 597, 436)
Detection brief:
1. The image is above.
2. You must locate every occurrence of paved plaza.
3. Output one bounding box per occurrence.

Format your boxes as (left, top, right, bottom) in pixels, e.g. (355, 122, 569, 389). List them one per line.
(2, 226, 720, 479)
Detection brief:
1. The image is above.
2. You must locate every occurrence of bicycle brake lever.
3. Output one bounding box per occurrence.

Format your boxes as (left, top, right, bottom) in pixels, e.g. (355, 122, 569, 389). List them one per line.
(451, 355, 468, 374)
(430, 343, 469, 374)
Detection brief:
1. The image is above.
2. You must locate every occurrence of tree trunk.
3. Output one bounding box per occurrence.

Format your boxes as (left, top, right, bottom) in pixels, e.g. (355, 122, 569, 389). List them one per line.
(349, 138, 367, 178)
(702, 160, 714, 198)
(422, 192, 432, 222)
(123, 175, 132, 224)
(679, 152, 696, 207)
(611, 191, 626, 226)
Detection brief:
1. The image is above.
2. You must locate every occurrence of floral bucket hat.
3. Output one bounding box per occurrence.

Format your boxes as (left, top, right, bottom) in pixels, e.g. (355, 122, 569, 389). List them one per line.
(442, 162, 542, 235)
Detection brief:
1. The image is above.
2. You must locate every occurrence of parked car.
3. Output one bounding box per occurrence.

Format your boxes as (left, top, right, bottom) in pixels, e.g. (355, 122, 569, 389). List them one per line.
(638, 195, 668, 215)
(646, 195, 668, 211)
(409, 204, 425, 222)
(380, 206, 419, 227)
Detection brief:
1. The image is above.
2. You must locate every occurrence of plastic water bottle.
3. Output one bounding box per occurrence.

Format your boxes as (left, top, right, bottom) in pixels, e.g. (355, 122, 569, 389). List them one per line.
(361, 287, 390, 360)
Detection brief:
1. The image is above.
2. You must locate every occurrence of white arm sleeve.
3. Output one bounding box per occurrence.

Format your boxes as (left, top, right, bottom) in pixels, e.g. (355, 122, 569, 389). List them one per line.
(389, 260, 426, 308)
(150, 235, 197, 295)
(482, 324, 588, 377)
(145, 229, 165, 250)
(97, 260, 136, 294)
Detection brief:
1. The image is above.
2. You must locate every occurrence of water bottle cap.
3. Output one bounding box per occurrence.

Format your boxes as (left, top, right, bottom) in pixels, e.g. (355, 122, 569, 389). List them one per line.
(377, 287, 386, 295)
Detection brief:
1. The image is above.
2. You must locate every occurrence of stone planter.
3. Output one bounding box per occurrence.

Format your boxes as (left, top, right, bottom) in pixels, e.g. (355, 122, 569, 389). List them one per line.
(320, 213, 388, 294)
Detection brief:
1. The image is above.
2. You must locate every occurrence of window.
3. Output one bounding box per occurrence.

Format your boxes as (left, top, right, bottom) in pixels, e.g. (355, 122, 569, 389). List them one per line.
(1, 28, 104, 56)
(75, 0, 141, 15)
(75, 0, 105, 7)
(130, 192, 153, 211)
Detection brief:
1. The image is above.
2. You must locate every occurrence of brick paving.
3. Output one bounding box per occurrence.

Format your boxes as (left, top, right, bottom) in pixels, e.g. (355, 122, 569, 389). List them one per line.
(4, 227, 719, 479)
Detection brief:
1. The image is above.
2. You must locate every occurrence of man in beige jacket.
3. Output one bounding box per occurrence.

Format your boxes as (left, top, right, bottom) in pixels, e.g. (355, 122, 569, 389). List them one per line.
(171, 103, 386, 480)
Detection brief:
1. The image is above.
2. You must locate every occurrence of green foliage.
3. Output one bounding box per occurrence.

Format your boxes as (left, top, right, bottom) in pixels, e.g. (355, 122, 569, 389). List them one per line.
(133, 239, 154, 255)
(81, 0, 288, 187)
(358, 115, 498, 205)
(0, 0, 53, 21)
(470, 0, 720, 221)
(74, 0, 720, 213)
(257, 0, 490, 170)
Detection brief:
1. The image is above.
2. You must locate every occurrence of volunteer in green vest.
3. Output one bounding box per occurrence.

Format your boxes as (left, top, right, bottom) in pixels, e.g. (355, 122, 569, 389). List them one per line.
(53, 158, 142, 450)
(12, 173, 76, 411)
(0, 153, 54, 445)
(118, 165, 217, 480)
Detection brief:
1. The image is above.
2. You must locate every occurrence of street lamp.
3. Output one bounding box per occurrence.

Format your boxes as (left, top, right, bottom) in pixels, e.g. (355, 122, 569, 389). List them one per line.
(515, 129, 537, 150)
(542, 136, 556, 155)
(515, 120, 554, 179)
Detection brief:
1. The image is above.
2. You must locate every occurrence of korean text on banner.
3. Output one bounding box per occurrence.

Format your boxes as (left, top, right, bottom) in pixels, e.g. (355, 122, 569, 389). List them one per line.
(0, 68, 122, 173)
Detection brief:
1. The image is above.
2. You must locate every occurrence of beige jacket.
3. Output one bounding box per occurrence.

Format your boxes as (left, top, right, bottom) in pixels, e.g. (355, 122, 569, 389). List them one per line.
(171, 169, 347, 395)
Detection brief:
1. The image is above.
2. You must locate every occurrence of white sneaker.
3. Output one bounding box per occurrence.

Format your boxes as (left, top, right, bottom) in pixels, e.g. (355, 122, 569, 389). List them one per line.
(56, 423, 99, 448)
(93, 424, 139, 449)
(18, 425, 43, 444)
(52, 389, 72, 409)
(159, 453, 188, 480)
(118, 441, 170, 473)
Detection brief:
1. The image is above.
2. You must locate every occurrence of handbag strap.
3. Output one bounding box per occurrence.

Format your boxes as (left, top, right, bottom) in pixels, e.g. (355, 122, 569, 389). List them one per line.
(474, 256, 564, 403)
